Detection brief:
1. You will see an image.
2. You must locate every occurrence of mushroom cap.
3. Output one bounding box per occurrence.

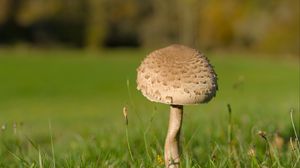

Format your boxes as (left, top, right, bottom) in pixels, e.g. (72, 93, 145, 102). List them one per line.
(136, 44, 218, 105)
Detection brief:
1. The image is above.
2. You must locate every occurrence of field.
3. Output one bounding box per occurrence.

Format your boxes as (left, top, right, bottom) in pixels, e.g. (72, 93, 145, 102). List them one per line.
(0, 49, 299, 167)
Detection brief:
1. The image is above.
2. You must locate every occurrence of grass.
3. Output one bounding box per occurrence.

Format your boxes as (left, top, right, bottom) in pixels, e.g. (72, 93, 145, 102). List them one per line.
(0, 48, 299, 167)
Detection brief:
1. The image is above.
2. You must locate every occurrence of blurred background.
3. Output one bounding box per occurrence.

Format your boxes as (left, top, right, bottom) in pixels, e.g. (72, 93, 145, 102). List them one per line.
(0, 0, 299, 166)
(0, 0, 299, 55)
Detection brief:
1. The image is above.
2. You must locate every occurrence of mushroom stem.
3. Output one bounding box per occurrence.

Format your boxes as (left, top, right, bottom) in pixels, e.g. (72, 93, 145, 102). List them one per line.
(164, 105, 183, 168)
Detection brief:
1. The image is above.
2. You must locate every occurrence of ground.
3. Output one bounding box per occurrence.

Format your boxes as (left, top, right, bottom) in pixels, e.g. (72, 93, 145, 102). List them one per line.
(0, 49, 299, 167)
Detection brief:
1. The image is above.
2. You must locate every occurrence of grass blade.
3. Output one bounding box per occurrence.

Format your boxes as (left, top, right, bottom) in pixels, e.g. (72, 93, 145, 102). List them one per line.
(49, 120, 56, 168)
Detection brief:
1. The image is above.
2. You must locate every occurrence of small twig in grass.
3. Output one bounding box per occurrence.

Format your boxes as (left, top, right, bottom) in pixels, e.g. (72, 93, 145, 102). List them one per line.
(258, 130, 274, 165)
(227, 104, 241, 167)
(290, 108, 300, 167)
(227, 104, 232, 165)
(290, 108, 300, 149)
(48, 120, 56, 168)
(123, 106, 134, 162)
(227, 104, 233, 166)
(123, 106, 128, 126)
(227, 104, 232, 154)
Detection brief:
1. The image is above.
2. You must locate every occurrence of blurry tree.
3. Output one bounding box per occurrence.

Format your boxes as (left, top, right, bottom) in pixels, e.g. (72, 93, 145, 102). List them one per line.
(253, 0, 299, 55)
(0, 0, 298, 55)
(0, 0, 11, 24)
(52, 0, 86, 46)
(140, 0, 180, 48)
(104, 0, 141, 47)
(196, 0, 299, 54)
(0, 0, 24, 43)
(85, 0, 107, 49)
(16, 0, 60, 26)
(177, 0, 200, 47)
(13, 0, 87, 46)
(197, 0, 241, 50)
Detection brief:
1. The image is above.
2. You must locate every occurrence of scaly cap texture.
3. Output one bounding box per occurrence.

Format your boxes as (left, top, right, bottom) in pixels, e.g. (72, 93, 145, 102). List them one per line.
(137, 44, 218, 105)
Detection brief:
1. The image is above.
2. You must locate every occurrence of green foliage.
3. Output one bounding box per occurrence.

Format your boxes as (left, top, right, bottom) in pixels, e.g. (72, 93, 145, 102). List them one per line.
(0, 49, 299, 167)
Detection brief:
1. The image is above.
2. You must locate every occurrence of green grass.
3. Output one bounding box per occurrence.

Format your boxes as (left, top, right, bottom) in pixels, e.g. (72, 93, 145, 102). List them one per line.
(0, 49, 299, 167)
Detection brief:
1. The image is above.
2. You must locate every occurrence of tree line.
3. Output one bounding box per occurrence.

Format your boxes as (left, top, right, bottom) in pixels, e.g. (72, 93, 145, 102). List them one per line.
(0, 0, 298, 55)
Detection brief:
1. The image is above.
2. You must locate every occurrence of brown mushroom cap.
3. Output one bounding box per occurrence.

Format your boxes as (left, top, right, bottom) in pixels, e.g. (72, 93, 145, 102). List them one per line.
(137, 44, 218, 105)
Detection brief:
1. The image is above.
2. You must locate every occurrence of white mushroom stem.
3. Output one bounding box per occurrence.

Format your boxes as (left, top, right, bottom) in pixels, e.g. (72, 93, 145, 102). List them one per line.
(164, 105, 183, 168)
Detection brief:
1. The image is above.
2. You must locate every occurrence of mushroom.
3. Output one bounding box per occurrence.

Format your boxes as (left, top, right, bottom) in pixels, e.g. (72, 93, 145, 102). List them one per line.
(136, 44, 218, 168)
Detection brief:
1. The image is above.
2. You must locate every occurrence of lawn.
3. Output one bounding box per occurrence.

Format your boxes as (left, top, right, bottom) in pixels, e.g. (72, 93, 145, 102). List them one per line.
(0, 49, 299, 167)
